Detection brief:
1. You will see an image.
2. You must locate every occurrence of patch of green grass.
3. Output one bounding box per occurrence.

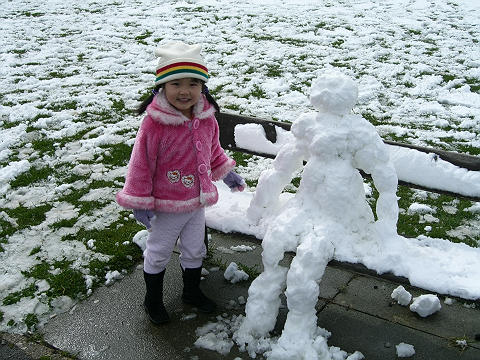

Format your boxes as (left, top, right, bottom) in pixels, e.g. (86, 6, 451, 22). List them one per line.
(40, 70, 79, 80)
(361, 112, 384, 126)
(99, 143, 132, 166)
(135, 30, 153, 45)
(2, 283, 37, 305)
(23, 260, 87, 299)
(0, 216, 16, 238)
(315, 21, 328, 30)
(223, 104, 241, 111)
(424, 47, 440, 56)
(237, 263, 260, 280)
(330, 61, 351, 69)
(265, 64, 282, 78)
(441, 74, 456, 83)
(110, 97, 128, 114)
(24, 313, 39, 331)
(64, 220, 142, 257)
(49, 218, 77, 230)
(30, 246, 42, 256)
(455, 143, 480, 156)
(21, 11, 44, 17)
(31, 137, 56, 156)
(10, 166, 51, 188)
(448, 335, 472, 352)
(0, 311, 3, 322)
(9, 49, 27, 55)
(229, 151, 252, 167)
(465, 77, 480, 93)
(250, 84, 267, 99)
(284, 176, 301, 193)
(48, 267, 86, 298)
(384, 133, 413, 144)
(5, 204, 53, 229)
(396, 186, 478, 247)
(331, 38, 345, 48)
(2, 120, 21, 129)
(46, 100, 78, 111)
(175, 6, 207, 12)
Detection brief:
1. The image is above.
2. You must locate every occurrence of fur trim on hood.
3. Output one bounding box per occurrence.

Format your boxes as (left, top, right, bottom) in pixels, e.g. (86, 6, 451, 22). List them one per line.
(146, 90, 216, 126)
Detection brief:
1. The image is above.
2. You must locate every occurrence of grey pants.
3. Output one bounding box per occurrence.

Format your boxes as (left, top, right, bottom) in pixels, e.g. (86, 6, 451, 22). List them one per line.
(144, 207, 206, 274)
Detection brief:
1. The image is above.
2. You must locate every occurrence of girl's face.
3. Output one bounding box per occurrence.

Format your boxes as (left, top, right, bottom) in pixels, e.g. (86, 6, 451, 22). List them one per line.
(164, 78, 202, 118)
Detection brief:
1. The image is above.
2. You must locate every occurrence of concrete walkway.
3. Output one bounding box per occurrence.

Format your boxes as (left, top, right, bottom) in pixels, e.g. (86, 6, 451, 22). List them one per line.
(2, 230, 479, 359)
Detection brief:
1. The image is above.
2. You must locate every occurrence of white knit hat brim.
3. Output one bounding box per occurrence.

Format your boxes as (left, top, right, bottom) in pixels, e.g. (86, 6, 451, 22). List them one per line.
(154, 42, 209, 85)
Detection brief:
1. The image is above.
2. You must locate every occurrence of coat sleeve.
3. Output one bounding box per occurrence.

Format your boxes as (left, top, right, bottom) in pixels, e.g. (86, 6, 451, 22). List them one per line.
(116, 117, 159, 209)
(209, 117, 236, 181)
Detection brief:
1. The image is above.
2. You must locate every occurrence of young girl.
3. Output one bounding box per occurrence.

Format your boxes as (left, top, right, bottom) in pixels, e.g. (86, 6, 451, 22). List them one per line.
(116, 41, 245, 325)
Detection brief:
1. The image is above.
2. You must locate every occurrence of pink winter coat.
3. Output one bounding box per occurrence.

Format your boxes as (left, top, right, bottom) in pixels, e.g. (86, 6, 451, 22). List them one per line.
(116, 91, 235, 213)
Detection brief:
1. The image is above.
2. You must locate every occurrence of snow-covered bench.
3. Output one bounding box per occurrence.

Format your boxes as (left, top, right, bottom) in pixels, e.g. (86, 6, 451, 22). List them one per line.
(216, 112, 480, 202)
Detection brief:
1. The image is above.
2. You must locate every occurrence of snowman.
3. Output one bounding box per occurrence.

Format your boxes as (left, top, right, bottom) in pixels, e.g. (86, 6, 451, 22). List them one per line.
(234, 71, 399, 359)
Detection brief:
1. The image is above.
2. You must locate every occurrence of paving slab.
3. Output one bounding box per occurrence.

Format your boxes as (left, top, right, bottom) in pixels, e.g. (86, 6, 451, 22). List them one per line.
(333, 272, 480, 348)
(317, 303, 480, 360)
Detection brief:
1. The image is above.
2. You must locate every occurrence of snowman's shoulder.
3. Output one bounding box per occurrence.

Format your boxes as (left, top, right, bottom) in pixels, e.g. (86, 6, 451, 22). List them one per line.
(291, 112, 317, 136)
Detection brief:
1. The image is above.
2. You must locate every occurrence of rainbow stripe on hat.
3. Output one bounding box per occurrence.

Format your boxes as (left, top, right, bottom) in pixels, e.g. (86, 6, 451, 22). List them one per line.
(155, 62, 209, 83)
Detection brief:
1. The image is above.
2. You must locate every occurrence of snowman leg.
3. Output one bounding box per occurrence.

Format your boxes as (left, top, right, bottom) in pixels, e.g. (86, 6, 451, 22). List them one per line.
(271, 233, 334, 358)
(234, 224, 300, 349)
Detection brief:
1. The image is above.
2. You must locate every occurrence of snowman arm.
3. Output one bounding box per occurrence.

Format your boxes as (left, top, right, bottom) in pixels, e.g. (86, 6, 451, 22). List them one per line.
(247, 143, 306, 223)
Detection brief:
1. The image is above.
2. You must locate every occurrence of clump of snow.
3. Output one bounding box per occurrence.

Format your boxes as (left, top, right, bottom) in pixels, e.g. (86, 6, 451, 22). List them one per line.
(230, 245, 255, 252)
(224, 262, 249, 284)
(395, 342, 415, 357)
(132, 229, 149, 252)
(181, 313, 197, 321)
(407, 203, 435, 215)
(444, 297, 454, 305)
(105, 270, 123, 286)
(391, 286, 412, 306)
(455, 339, 468, 350)
(409, 294, 441, 317)
(194, 315, 240, 355)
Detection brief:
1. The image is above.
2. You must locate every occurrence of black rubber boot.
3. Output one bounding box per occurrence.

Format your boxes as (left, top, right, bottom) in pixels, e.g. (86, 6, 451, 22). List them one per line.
(182, 266, 217, 313)
(143, 270, 170, 325)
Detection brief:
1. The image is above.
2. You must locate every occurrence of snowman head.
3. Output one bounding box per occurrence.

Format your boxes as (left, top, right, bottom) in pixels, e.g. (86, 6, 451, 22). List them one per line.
(310, 71, 358, 115)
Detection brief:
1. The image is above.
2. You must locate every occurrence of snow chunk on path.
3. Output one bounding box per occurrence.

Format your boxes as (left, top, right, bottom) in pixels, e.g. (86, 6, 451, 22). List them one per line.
(409, 294, 441, 317)
(396, 342, 415, 357)
(391, 286, 412, 306)
(224, 262, 249, 283)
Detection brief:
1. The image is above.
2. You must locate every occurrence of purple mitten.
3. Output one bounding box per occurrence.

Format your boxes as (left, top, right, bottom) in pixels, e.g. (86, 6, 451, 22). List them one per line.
(133, 209, 154, 229)
(222, 171, 246, 192)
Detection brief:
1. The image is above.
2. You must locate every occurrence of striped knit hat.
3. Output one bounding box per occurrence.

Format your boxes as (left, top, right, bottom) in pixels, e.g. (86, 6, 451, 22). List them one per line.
(154, 42, 209, 85)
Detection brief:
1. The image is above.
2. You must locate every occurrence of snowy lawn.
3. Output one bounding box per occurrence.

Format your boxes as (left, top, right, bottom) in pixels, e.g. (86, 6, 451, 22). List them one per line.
(0, 0, 479, 334)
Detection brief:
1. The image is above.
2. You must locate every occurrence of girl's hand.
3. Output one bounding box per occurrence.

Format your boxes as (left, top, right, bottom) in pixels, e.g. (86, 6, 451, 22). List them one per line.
(133, 209, 155, 229)
(223, 171, 246, 192)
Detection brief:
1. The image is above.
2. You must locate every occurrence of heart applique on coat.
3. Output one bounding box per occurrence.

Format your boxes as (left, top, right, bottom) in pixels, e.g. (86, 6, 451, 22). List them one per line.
(167, 170, 180, 183)
(182, 175, 195, 188)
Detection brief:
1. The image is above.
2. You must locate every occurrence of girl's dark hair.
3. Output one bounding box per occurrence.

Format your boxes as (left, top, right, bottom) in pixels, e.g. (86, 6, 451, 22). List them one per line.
(135, 82, 220, 116)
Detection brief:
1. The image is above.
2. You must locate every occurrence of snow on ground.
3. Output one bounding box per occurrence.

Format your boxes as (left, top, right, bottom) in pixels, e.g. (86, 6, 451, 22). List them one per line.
(0, 0, 479, 346)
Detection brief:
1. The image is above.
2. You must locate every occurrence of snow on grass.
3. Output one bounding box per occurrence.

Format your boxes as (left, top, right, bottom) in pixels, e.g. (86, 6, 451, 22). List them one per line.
(0, 0, 479, 334)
